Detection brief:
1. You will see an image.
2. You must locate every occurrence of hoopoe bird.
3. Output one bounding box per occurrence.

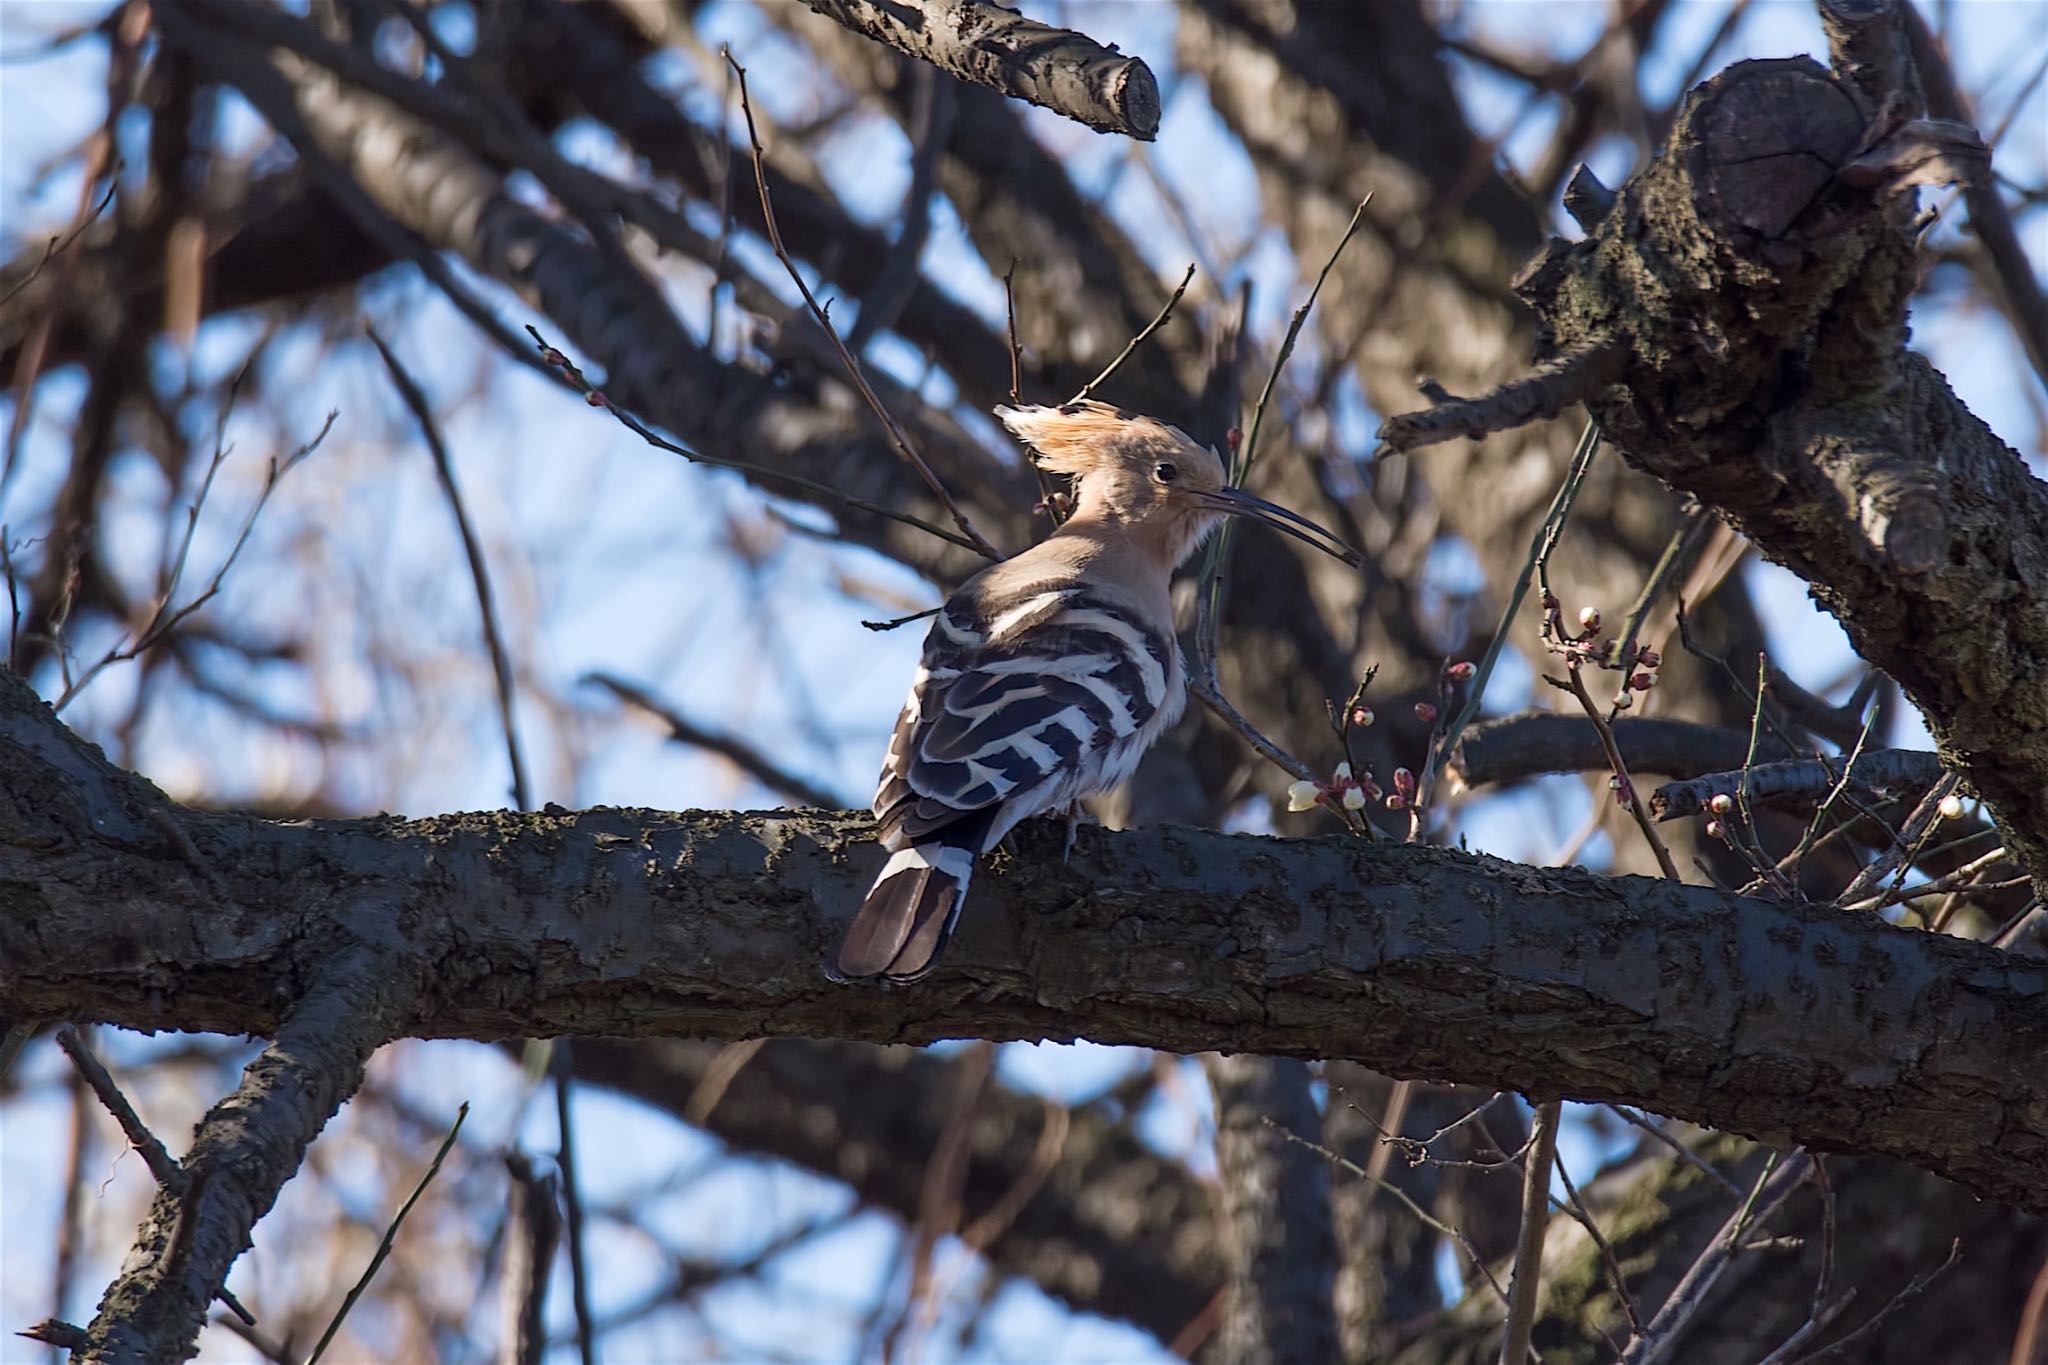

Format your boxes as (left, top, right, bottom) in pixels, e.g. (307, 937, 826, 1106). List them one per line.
(834, 400, 1360, 982)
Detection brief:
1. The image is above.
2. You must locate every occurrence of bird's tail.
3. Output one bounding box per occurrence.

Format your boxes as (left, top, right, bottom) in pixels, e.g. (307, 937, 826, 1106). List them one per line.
(835, 841, 977, 982)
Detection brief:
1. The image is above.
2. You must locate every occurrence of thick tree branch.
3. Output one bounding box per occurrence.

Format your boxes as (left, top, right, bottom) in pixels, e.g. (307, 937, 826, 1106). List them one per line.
(1464, 49, 2048, 886)
(4, 670, 2044, 1213)
(77, 945, 410, 1364)
(795, 0, 1161, 140)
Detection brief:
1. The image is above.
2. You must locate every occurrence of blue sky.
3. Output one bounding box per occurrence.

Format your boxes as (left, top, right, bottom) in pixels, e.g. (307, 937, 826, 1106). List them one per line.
(2, 1, 2043, 1360)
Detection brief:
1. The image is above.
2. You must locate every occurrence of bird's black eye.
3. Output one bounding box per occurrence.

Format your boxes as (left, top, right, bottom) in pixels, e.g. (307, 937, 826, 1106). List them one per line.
(1153, 461, 1179, 483)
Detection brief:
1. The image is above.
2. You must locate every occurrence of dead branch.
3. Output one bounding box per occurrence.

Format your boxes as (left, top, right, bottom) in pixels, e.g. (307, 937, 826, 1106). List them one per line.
(794, 0, 1161, 140)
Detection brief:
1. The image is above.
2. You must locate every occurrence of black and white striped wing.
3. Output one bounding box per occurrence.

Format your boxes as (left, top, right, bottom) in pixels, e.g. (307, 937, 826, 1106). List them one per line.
(874, 586, 1175, 849)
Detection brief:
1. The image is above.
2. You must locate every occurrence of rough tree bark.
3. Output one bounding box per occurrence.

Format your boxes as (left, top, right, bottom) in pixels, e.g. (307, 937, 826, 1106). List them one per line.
(6, 670, 2044, 1218)
(795, 0, 1162, 140)
(1428, 9, 2048, 884)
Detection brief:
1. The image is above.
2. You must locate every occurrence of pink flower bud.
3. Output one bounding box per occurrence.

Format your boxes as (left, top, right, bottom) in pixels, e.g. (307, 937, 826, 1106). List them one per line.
(1413, 701, 1438, 724)
(1226, 426, 1242, 453)
(1636, 648, 1661, 668)
(541, 347, 567, 367)
(1709, 793, 1734, 815)
(1393, 767, 1416, 798)
(585, 390, 608, 407)
(1705, 819, 1724, 839)
(1612, 692, 1634, 710)
(1444, 660, 1476, 682)
(1938, 794, 1965, 820)
(1630, 672, 1654, 691)
(1385, 792, 1407, 810)
(1350, 705, 1374, 728)
(1578, 606, 1602, 632)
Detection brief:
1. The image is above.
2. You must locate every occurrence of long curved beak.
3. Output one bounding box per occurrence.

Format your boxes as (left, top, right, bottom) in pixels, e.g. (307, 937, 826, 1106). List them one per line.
(1196, 487, 1362, 568)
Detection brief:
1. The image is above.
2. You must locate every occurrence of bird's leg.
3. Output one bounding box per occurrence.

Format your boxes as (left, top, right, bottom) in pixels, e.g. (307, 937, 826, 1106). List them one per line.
(1061, 800, 1098, 863)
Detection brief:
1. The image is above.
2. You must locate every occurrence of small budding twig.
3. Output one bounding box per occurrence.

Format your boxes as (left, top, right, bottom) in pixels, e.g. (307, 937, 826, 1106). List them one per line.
(725, 50, 1000, 561)
(1423, 419, 1602, 806)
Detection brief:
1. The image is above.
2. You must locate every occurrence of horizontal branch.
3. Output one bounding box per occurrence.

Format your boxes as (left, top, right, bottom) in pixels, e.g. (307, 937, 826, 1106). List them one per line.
(796, 0, 1161, 140)
(3, 670, 2043, 1212)
(1450, 712, 1796, 790)
(1650, 749, 1947, 821)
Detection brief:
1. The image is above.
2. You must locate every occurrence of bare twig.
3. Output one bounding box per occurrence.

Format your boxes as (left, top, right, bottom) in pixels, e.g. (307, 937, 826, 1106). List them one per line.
(1266, 1119, 1530, 1342)
(726, 51, 1001, 561)
(1801, 1237, 1962, 1361)
(307, 1102, 469, 1365)
(1378, 338, 1627, 452)
(1426, 421, 1604, 806)
(845, 66, 953, 353)
(1607, 1106, 1745, 1198)
(550, 1046, 596, 1365)
(51, 399, 334, 714)
(585, 671, 847, 809)
(529, 326, 982, 555)
(1189, 199, 1371, 781)
(1066, 262, 1196, 408)
(1618, 1150, 1813, 1365)
(861, 605, 942, 633)
(1499, 1100, 1563, 1365)
(54, 1025, 183, 1191)
(1903, 5, 2048, 389)
(368, 322, 530, 811)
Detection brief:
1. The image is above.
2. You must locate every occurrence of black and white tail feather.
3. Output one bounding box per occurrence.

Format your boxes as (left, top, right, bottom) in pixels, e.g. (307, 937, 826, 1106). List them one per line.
(834, 583, 1180, 982)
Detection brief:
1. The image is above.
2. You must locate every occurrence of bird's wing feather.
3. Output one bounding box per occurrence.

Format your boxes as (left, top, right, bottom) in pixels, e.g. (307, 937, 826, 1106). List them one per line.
(874, 584, 1174, 847)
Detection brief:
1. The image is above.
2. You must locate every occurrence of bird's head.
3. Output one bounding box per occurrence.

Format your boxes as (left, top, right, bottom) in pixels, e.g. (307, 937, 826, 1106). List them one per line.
(995, 401, 1360, 570)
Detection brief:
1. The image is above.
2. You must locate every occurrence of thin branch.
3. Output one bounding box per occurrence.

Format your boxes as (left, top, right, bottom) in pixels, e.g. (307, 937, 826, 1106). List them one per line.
(845, 66, 953, 354)
(1553, 1139, 1641, 1334)
(1618, 1151, 1814, 1365)
(82, 946, 414, 1363)
(1800, 1237, 1961, 1361)
(1498, 1100, 1562, 1365)
(1066, 263, 1196, 407)
(1378, 338, 1627, 452)
(307, 1102, 468, 1365)
(528, 326, 983, 555)
(584, 671, 848, 809)
(54, 1026, 183, 1191)
(726, 50, 1001, 561)
(551, 1045, 596, 1365)
(1547, 664, 1682, 880)
(51, 404, 334, 714)
(367, 322, 530, 812)
(1903, 4, 2048, 389)
(1426, 421, 1604, 806)
(1606, 1106, 1745, 1198)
